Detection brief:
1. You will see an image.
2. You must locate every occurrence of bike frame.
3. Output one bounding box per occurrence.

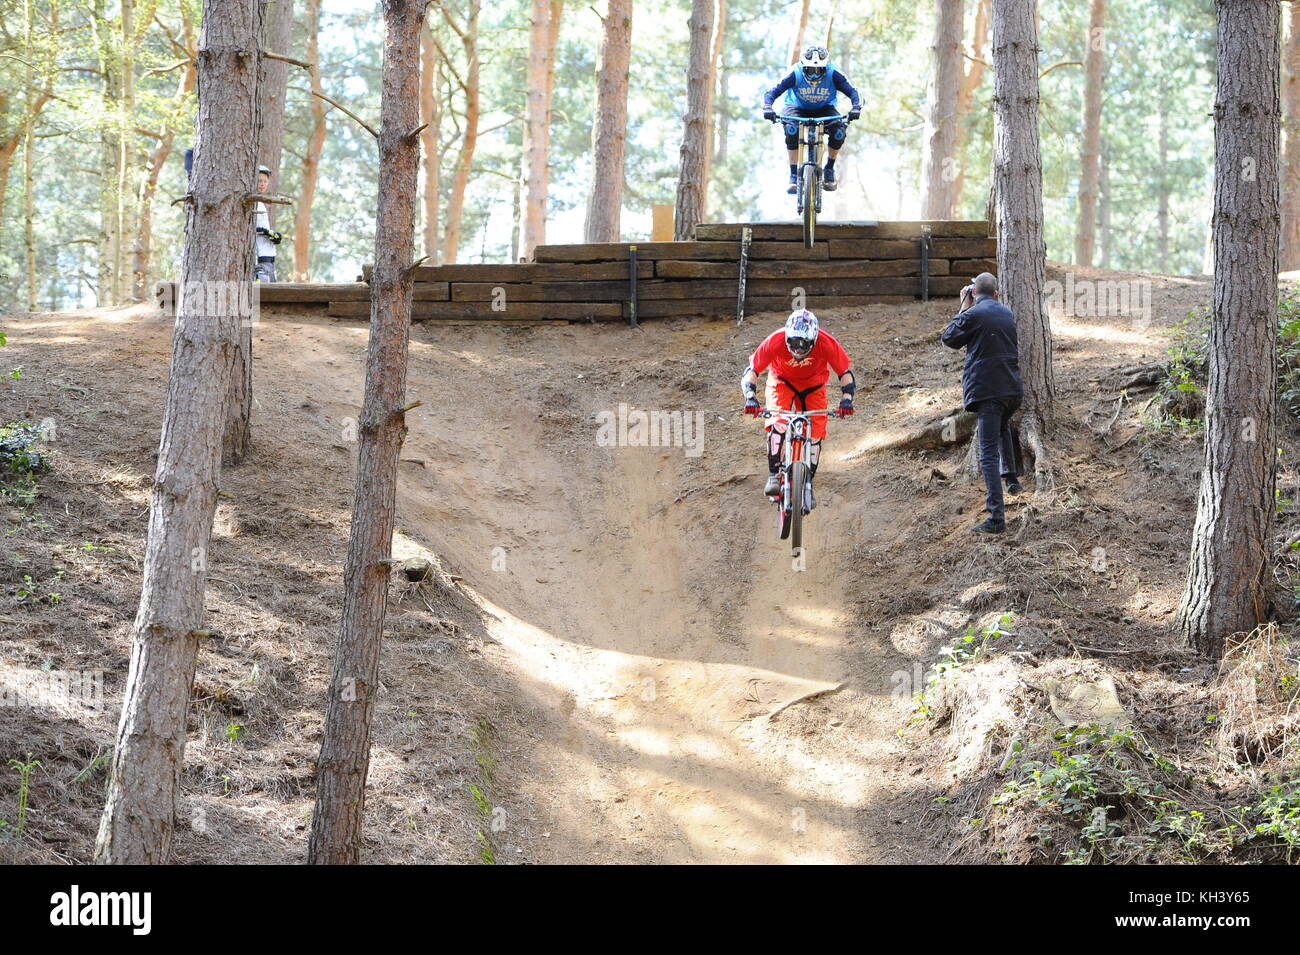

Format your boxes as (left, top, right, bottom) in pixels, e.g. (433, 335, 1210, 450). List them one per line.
(774, 114, 847, 217)
(762, 407, 834, 514)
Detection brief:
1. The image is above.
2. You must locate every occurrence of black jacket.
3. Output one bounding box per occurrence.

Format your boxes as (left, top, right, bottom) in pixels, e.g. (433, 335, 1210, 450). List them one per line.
(941, 296, 1024, 411)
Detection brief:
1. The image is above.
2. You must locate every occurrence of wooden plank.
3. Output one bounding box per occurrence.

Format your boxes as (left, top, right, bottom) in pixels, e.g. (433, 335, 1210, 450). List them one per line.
(747, 276, 965, 297)
(368, 261, 655, 282)
(532, 241, 739, 262)
(946, 258, 999, 277)
(658, 257, 949, 279)
(157, 281, 387, 304)
(695, 220, 990, 241)
(454, 279, 752, 302)
(656, 260, 747, 279)
(826, 237, 997, 259)
(415, 319, 572, 326)
(747, 241, 829, 260)
(627, 294, 926, 318)
(327, 300, 622, 321)
(762, 258, 949, 278)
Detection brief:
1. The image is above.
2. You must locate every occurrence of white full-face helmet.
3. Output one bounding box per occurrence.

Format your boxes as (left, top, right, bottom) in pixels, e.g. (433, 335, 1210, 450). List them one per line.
(799, 45, 830, 82)
(784, 308, 820, 360)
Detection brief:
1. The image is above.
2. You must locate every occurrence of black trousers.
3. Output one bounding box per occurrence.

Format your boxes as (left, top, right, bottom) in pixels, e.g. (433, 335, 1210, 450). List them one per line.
(973, 396, 1020, 522)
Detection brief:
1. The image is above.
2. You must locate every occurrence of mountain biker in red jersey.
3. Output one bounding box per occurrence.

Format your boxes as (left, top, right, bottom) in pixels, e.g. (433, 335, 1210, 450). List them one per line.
(741, 309, 855, 505)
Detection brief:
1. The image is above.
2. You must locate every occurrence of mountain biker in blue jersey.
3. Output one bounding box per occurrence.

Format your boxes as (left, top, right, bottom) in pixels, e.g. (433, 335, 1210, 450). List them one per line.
(762, 45, 862, 194)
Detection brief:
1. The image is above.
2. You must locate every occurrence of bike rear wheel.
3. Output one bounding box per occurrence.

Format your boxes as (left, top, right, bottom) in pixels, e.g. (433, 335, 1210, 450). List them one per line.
(789, 461, 807, 552)
(801, 169, 817, 249)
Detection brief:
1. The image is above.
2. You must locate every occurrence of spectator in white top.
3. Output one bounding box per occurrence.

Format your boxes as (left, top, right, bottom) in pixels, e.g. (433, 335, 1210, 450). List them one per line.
(253, 165, 282, 282)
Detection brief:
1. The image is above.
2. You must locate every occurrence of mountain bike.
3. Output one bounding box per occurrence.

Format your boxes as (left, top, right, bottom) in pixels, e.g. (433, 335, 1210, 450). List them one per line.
(761, 407, 837, 555)
(771, 113, 851, 250)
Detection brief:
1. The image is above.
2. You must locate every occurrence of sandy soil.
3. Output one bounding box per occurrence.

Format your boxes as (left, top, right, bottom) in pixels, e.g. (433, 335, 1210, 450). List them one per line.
(0, 263, 1233, 863)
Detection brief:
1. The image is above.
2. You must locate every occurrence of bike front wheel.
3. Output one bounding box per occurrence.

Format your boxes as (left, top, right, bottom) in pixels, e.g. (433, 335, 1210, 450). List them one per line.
(789, 460, 807, 552)
(801, 169, 817, 250)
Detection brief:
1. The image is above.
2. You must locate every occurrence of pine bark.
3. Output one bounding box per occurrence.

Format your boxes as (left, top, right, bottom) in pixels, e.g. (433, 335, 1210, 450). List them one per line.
(1177, 0, 1281, 659)
(992, 0, 1054, 488)
(1074, 0, 1105, 267)
(420, 19, 442, 264)
(224, 0, 270, 466)
(521, 0, 561, 259)
(787, 0, 810, 65)
(584, 0, 632, 243)
(702, 0, 725, 212)
(257, 0, 294, 205)
(94, 0, 259, 865)
(293, 0, 329, 280)
(951, 0, 989, 209)
(307, 0, 422, 865)
(921, 0, 963, 220)
(132, 46, 198, 301)
(673, 0, 715, 241)
(1284, 2, 1300, 271)
(22, 0, 37, 311)
(440, 0, 479, 264)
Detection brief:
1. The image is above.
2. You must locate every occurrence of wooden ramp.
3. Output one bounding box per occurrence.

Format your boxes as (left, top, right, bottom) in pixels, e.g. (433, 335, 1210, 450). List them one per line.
(158, 221, 995, 324)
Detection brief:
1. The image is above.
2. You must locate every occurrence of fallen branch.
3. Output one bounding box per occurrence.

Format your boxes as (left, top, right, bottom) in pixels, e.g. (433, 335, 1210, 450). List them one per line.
(766, 682, 847, 720)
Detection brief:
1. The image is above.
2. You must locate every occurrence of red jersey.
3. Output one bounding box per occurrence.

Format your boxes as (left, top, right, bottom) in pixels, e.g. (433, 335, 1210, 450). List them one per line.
(750, 328, 851, 391)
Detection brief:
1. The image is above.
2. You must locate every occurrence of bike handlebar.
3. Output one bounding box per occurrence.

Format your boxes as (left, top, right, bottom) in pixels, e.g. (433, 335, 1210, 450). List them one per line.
(767, 112, 853, 125)
(760, 408, 836, 419)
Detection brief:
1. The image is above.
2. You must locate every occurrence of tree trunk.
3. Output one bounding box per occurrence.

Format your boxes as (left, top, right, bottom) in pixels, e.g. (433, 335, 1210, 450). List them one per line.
(787, 0, 810, 65)
(1283, 1, 1300, 271)
(257, 0, 294, 211)
(133, 48, 198, 301)
(521, 0, 561, 259)
(440, 0, 479, 264)
(308, 0, 422, 865)
(584, 0, 632, 242)
(116, 0, 136, 304)
(921, 0, 964, 220)
(22, 0, 37, 312)
(420, 19, 442, 264)
(1176, 1, 1280, 659)
(992, 0, 1055, 489)
(224, 0, 269, 466)
(1157, 95, 1170, 273)
(674, 0, 715, 241)
(1099, 138, 1111, 269)
(702, 0, 725, 212)
(951, 0, 989, 210)
(293, 0, 328, 280)
(94, 0, 259, 865)
(1074, 0, 1105, 267)
(95, 0, 121, 307)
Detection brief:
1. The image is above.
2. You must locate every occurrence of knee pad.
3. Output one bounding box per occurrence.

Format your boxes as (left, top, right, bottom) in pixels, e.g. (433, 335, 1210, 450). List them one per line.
(828, 124, 847, 148)
(784, 129, 800, 150)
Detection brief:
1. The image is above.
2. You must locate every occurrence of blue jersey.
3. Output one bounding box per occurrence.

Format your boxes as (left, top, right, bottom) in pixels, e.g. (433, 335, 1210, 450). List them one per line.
(763, 65, 861, 112)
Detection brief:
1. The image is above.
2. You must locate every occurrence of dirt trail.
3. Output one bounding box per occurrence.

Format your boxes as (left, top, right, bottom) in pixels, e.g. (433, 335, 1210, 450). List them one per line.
(0, 272, 1216, 864)
(366, 316, 933, 864)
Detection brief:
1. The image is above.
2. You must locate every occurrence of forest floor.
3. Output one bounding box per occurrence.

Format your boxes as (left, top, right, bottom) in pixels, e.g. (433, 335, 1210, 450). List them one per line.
(2, 263, 1298, 864)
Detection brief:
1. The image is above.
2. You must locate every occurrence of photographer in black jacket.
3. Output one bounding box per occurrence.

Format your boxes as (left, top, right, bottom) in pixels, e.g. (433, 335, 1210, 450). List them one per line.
(941, 272, 1024, 535)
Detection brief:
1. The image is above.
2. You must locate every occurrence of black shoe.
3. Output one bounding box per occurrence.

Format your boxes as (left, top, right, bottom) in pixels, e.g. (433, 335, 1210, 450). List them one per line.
(972, 518, 1006, 535)
(787, 173, 798, 195)
(1005, 481, 1024, 495)
(764, 473, 781, 497)
(823, 166, 837, 191)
